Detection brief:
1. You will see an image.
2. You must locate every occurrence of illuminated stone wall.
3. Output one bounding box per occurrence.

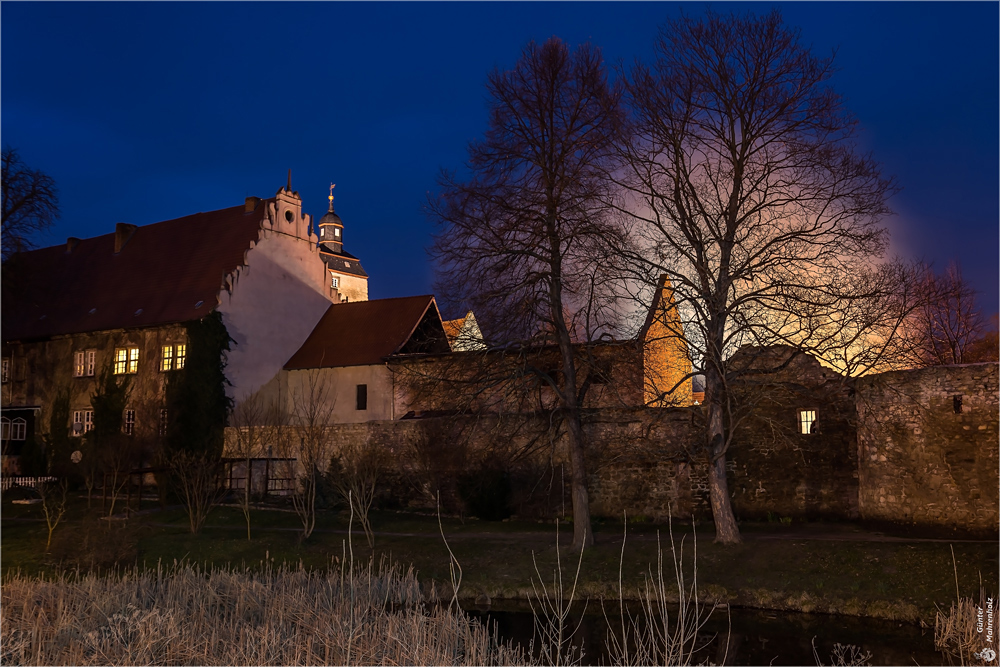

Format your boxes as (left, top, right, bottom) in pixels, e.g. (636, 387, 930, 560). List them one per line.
(855, 362, 999, 534)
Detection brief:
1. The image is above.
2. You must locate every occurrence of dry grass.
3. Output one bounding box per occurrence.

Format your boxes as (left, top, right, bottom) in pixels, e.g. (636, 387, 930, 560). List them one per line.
(1, 558, 527, 666)
(935, 587, 998, 666)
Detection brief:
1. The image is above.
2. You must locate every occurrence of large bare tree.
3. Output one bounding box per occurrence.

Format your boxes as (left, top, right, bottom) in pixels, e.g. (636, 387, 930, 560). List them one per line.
(1, 146, 59, 261)
(431, 37, 625, 550)
(617, 10, 903, 543)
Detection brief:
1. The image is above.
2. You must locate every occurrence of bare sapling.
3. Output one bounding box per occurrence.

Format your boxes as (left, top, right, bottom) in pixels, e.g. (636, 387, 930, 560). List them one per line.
(529, 519, 588, 666)
(284, 371, 336, 541)
(333, 435, 386, 548)
(172, 450, 224, 534)
(38, 478, 69, 551)
(229, 392, 280, 541)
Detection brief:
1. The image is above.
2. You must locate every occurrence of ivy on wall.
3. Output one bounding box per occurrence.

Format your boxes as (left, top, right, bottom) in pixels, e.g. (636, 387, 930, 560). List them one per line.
(164, 311, 233, 458)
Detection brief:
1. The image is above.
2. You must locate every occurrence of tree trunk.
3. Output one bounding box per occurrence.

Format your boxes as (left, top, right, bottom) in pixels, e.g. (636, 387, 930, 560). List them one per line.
(565, 407, 594, 550)
(706, 399, 741, 544)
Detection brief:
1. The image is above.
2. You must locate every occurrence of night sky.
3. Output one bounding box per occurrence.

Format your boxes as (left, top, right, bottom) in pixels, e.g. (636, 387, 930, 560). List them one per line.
(3, 2, 997, 319)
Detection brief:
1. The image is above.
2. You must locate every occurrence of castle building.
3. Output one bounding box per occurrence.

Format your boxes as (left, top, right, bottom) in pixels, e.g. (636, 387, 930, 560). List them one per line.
(1, 179, 337, 471)
(316, 184, 368, 303)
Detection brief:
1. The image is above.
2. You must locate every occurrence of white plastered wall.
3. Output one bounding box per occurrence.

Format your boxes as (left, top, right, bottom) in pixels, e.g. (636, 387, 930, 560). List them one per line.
(218, 191, 336, 402)
(257, 365, 394, 423)
(331, 272, 368, 303)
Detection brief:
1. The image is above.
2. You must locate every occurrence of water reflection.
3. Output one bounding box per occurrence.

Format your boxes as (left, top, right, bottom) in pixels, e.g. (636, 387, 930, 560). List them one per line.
(466, 602, 940, 666)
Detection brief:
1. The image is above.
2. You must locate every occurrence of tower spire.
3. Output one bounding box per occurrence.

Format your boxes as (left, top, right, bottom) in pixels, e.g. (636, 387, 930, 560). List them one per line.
(328, 183, 336, 211)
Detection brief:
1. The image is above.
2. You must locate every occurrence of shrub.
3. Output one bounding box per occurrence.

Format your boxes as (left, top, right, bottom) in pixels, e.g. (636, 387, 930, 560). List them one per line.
(457, 458, 512, 521)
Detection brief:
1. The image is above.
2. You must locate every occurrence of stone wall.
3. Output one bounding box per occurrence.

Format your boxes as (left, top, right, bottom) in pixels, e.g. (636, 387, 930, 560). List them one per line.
(223, 359, 998, 533)
(855, 362, 999, 534)
(727, 348, 860, 520)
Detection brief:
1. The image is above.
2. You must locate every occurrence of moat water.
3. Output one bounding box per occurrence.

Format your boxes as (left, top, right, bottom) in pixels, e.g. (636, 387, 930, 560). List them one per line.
(466, 602, 942, 666)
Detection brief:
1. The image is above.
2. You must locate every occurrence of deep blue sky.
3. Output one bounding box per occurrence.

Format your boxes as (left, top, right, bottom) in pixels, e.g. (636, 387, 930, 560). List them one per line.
(3, 2, 997, 318)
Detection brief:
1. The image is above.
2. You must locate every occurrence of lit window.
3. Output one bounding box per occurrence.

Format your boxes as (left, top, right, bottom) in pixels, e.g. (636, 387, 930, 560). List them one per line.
(161, 345, 173, 371)
(123, 409, 135, 436)
(114, 347, 139, 375)
(86, 350, 96, 376)
(11, 417, 26, 441)
(72, 410, 94, 436)
(159, 408, 168, 436)
(160, 344, 186, 371)
(320, 227, 325, 238)
(798, 409, 817, 435)
(331, 275, 340, 289)
(1, 359, 8, 383)
(356, 384, 368, 411)
(334, 228, 340, 237)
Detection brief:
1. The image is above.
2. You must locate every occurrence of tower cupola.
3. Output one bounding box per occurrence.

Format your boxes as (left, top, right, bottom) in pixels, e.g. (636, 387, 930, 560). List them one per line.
(317, 183, 344, 253)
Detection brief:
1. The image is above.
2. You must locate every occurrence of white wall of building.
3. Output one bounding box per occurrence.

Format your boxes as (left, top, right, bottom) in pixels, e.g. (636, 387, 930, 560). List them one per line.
(218, 193, 336, 402)
(256, 365, 394, 423)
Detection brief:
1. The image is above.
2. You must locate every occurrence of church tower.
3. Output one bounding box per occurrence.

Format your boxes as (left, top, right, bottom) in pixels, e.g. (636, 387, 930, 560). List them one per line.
(317, 184, 368, 302)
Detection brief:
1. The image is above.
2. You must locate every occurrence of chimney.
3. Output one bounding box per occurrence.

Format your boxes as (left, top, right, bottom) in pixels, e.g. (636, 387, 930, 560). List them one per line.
(114, 223, 137, 253)
(66, 237, 80, 253)
(245, 196, 261, 213)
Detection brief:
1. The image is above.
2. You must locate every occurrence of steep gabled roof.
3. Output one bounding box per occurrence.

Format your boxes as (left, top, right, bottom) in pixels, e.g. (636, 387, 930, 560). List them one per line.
(284, 295, 450, 369)
(2, 201, 269, 342)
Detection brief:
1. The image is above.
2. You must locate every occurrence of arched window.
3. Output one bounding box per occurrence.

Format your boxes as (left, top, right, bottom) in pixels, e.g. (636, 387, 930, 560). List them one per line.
(1, 417, 10, 441)
(11, 418, 27, 440)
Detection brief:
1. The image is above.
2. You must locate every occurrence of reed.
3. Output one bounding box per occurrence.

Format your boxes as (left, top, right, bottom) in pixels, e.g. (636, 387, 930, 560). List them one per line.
(1, 558, 526, 666)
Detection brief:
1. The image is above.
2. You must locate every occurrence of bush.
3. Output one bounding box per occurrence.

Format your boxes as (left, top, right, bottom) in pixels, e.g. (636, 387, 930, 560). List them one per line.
(457, 459, 512, 521)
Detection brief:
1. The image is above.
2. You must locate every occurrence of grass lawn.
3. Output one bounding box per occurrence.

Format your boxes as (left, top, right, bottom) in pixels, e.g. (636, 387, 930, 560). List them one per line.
(3, 493, 996, 624)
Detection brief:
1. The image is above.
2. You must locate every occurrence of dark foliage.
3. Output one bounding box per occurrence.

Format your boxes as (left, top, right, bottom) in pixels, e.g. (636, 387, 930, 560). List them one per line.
(164, 311, 234, 457)
(458, 457, 513, 521)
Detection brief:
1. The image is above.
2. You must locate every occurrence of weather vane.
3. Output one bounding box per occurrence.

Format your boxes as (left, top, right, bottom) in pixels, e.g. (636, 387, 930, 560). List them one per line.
(328, 183, 335, 206)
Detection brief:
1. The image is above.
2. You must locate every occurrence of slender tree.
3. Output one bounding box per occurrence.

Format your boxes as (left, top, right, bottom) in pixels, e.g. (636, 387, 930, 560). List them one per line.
(618, 10, 903, 543)
(431, 37, 626, 550)
(281, 371, 336, 542)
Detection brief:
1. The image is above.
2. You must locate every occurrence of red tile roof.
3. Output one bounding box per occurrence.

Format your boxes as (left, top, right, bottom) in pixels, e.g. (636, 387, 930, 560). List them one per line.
(284, 295, 441, 369)
(2, 202, 268, 341)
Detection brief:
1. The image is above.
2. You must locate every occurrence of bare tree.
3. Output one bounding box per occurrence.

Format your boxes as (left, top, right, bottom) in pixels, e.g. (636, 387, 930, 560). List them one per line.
(172, 450, 225, 535)
(908, 261, 990, 366)
(229, 392, 281, 541)
(1, 146, 60, 261)
(617, 10, 904, 543)
(332, 435, 387, 548)
(37, 478, 69, 551)
(281, 371, 337, 541)
(430, 37, 626, 550)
